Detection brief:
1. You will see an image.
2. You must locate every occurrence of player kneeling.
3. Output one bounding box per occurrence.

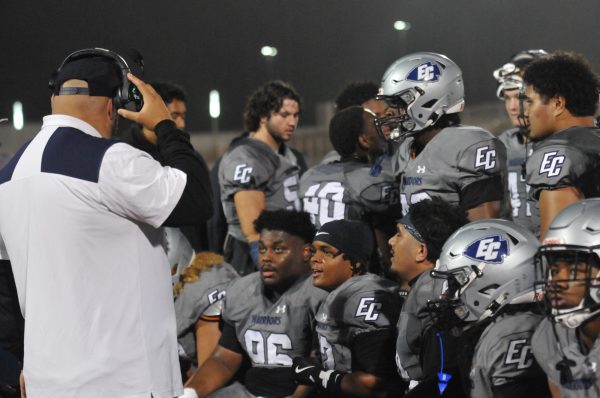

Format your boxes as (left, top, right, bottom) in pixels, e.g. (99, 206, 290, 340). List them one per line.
(427, 220, 551, 398)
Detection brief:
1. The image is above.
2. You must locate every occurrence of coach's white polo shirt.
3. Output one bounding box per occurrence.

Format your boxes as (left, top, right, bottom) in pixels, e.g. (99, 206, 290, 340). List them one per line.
(0, 115, 186, 397)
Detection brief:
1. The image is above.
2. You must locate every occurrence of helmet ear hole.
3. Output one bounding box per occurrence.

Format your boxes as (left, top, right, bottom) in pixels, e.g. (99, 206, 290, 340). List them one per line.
(421, 99, 437, 109)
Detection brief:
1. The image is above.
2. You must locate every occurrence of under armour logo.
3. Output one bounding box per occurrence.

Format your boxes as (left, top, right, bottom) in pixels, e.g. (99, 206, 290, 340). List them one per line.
(233, 164, 253, 183)
(275, 305, 287, 314)
(463, 235, 509, 264)
(355, 297, 382, 321)
(539, 151, 565, 177)
(475, 146, 497, 170)
(416, 165, 426, 174)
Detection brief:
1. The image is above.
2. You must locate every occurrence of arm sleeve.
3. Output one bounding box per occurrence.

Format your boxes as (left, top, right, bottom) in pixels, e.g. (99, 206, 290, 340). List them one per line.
(154, 120, 213, 226)
(218, 320, 243, 353)
(219, 144, 276, 198)
(526, 144, 576, 200)
(457, 138, 507, 209)
(351, 329, 398, 377)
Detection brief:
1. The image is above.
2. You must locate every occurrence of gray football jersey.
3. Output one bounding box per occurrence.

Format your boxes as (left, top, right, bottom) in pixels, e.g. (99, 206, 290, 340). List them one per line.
(298, 159, 400, 228)
(174, 262, 239, 359)
(222, 273, 327, 369)
(470, 311, 545, 398)
(393, 125, 507, 213)
(532, 317, 600, 397)
(396, 271, 445, 381)
(315, 273, 401, 373)
(498, 128, 540, 237)
(219, 138, 301, 240)
(526, 126, 600, 201)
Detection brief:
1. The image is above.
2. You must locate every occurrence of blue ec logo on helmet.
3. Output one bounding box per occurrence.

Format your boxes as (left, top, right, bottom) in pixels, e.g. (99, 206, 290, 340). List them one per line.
(406, 61, 442, 82)
(463, 235, 509, 264)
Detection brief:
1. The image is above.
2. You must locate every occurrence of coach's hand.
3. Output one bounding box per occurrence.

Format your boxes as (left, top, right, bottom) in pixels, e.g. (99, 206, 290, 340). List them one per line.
(117, 73, 172, 131)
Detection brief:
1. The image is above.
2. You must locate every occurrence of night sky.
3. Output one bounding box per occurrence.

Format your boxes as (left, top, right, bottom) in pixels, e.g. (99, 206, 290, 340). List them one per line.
(1, 0, 599, 132)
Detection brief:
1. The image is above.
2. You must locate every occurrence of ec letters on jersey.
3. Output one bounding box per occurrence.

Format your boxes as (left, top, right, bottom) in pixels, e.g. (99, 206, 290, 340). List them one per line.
(504, 338, 534, 370)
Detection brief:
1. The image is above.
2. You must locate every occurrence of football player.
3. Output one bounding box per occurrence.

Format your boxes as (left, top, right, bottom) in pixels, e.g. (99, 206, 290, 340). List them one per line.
(428, 220, 550, 398)
(375, 52, 507, 221)
(219, 81, 303, 276)
(181, 209, 326, 398)
(292, 219, 405, 397)
(320, 81, 389, 165)
(389, 198, 467, 391)
(173, 252, 238, 380)
(521, 52, 600, 239)
(532, 199, 600, 397)
(493, 50, 547, 237)
(299, 106, 400, 273)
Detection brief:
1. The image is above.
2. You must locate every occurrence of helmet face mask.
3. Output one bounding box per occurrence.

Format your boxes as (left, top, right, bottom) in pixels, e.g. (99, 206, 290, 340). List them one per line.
(535, 244, 600, 328)
(376, 52, 465, 142)
(428, 220, 539, 332)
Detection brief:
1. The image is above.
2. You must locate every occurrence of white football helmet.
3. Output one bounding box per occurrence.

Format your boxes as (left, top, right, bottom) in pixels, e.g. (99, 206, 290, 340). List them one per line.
(493, 49, 548, 99)
(375, 52, 464, 141)
(429, 219, 539, 329)
(536, 199, 600, 328)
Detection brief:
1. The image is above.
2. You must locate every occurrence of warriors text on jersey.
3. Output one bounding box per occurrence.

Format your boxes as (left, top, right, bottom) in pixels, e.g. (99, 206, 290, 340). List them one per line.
(316, 273, 401, 376)
(299, 159, 400, 228)
(470, 310, 546, 397)
(532, 317, 600, 397)
(498, 128, 540, 236)
(392, 125, 507, 213)
(219, 138, 301, 241)
(221, 273, 327, 397)
(526, 126, 600, 200)
(174, 262, 238, 361)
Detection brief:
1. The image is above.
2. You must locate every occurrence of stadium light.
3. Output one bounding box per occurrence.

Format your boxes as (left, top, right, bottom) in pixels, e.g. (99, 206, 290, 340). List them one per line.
(394, 20, 411, 31)
(209, 90, 220, 119)
(261, 46, 278, 57)
(13, 101, 23, 130)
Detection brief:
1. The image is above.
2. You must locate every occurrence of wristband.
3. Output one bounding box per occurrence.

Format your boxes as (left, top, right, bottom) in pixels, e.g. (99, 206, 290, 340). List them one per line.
(179, 387, 198, 398)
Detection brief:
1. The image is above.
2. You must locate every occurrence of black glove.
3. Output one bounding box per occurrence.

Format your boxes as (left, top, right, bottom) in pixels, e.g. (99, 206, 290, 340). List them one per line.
(291, 357, 344, 394)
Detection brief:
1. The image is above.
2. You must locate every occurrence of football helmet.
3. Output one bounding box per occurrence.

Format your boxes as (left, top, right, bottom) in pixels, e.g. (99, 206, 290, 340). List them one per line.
(535, 199, 600, 328)
(493, 49, 548, 100)
(429, 219, 539, 329)
(375, 52, 464, 141)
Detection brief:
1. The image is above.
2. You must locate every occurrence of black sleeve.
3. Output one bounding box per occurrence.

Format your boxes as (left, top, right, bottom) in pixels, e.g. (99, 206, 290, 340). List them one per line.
(491, 376, 552, 398)
(217, 320, 243, 354)
(206, 157, 228, 253)
(153, 120, 213, 227)
(0, 260, 24, 362)
(460, 175, 503, 212)
(351, 329, 397, 377)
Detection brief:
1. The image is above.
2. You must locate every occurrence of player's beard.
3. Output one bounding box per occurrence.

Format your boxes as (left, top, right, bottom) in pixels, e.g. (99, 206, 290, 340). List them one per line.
(266, 121, 291, 145)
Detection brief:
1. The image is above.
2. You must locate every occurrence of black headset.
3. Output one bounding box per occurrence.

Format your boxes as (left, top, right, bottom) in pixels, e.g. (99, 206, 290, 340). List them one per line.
(48, 48, 143, 111)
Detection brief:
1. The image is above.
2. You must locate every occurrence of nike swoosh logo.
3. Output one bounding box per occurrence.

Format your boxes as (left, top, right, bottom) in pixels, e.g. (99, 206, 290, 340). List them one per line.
(295, 365, 315, 373)
(315, 232, 330, 236)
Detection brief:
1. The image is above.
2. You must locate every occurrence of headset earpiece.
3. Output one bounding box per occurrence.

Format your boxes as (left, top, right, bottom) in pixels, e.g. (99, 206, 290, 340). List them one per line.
(48, 48, 143, 111)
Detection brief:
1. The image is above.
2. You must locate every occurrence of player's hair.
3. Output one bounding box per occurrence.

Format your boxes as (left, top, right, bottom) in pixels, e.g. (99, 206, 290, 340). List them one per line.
(523, 51, 600, 117)
(335, 81, 379, 111)
(243, 81, 302, 132)
(329, 105, 365, 156)
(254, 209, 315, 244)
(409, 197, 468, 262)
(173, 251, 224, 297)
(150, 81, 187, 104)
